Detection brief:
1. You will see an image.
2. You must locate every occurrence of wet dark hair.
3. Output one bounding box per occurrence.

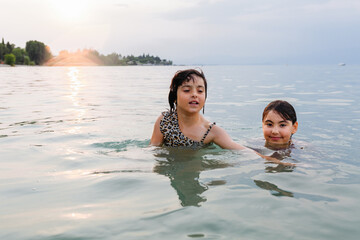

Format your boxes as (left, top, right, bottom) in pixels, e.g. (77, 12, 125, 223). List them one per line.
(168, 69, 207, 113)
(262, 100, 297, 124)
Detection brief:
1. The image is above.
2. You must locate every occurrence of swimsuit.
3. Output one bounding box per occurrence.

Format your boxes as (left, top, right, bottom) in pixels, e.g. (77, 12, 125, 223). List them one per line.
(160, 111, 215, 148)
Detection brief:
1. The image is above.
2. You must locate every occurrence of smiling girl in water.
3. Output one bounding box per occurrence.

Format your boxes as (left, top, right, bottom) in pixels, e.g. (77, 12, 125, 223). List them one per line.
(150, 69, 247, 149)
(262, 100, 298, 150)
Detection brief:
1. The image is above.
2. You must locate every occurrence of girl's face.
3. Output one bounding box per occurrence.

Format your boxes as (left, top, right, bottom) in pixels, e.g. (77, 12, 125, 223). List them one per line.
(176, 75, 206, 114)
(262, 110, 298, 148)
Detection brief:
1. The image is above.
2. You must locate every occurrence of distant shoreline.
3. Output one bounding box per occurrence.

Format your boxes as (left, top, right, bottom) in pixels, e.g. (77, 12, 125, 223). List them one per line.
(1, 38, 172, 67)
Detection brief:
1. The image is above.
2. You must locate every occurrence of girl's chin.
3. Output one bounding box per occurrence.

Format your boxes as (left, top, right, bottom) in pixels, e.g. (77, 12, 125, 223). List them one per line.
(178, 106, 203, 113)
(265, 141, 290, 150)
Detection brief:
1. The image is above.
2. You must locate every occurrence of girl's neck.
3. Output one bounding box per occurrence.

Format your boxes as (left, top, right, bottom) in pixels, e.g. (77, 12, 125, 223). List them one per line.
(265, 140, 292, 150)
(176, 109, 202, 126)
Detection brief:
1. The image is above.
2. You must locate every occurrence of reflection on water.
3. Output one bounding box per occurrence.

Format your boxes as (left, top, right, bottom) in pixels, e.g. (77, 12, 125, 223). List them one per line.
(92, 140, 150, 154)
(254, 180, 294, 197)
(153, 147, 230, 207)
(68, 67, 81, 107)
(66, 67, 86, 134)
(252, 141, 297, 197)
(264, 148, 297, 173)
(264, 164, 295, 173)
(252, 141, 339, 202)
(254, 179, 337, 202)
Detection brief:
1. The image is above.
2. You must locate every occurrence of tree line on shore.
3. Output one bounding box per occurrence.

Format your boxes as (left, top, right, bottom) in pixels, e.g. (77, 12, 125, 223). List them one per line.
(0, 38, 51, 66)
(0, 38, 172, 66)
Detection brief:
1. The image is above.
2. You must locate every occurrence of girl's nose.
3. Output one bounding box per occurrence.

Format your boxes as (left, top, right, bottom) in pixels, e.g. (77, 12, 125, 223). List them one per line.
(272, 127, 279, 134)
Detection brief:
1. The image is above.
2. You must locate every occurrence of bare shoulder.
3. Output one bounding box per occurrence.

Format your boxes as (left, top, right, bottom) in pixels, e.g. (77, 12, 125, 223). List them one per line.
(153, 113, 165, 131)
(204, 123, 230, 143)
(199, 115, 215, 127)
(208, 124, 228, 137)
(155, 113, 165, 123)
(150, 114, 165, 146)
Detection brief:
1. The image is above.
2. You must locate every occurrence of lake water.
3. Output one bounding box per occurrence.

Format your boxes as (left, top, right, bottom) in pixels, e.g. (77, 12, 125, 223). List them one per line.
(1, 65, 359, 239)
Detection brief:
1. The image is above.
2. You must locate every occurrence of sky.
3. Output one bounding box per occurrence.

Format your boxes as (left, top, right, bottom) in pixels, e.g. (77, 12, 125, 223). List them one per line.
(1, 0, 359, 65)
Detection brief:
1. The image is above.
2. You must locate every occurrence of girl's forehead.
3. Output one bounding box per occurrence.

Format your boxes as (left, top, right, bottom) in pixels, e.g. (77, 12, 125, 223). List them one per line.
(264, 110, 290, 121)
(180, 77, 205, 86)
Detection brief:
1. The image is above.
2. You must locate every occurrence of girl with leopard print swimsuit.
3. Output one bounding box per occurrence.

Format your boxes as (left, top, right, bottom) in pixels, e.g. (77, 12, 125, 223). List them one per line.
(150, 69, 247, 150)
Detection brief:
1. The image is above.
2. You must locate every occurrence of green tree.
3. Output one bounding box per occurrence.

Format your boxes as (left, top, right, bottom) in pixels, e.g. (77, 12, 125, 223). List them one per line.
(0, 45, 5, 61)
(25, 40, 52, 65)
(100, 52, 122, 65)
(6, 42, 15, 53)
(4, 53, 16, 66)
(0, 38, 6, 61)
(12, 47, 27, 64)
(23, 56, 31, 65)
(109, 52, 122, 65)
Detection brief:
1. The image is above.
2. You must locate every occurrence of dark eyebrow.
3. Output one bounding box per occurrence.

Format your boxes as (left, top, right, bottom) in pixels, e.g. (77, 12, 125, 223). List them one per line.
(279, 120, 288, 123)
(181, 84, 205, 88)
(265, 119, 289, 124)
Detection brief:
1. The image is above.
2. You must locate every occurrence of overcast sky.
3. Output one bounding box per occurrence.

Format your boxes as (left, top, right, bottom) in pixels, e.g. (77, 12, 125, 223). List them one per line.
(1, 0, 359, 65)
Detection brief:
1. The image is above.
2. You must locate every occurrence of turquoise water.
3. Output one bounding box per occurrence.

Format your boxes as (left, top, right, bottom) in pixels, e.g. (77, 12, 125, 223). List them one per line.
(1, 65, 359, 239)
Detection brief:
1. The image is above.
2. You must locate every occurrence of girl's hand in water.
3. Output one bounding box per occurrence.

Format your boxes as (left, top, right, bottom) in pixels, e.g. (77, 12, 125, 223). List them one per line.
(245, 148, 295, 166)
(263, 155, 295, 166)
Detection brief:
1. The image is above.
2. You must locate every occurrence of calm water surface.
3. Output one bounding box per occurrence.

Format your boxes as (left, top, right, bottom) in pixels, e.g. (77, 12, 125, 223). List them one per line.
(1, 65, 359, 239)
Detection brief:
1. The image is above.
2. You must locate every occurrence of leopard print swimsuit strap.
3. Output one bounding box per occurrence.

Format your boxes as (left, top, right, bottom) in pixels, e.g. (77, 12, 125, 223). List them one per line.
(200, 122, 216, 144)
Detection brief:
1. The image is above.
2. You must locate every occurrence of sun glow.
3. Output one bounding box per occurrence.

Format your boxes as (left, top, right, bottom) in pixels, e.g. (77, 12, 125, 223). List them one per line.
(51, 0, 87, 22)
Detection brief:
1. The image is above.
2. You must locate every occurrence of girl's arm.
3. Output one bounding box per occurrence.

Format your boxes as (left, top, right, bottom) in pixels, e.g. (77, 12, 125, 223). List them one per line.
(210, 125, 294, 166)
(210, 125, 247, 150)
(150, 115, 164, 146)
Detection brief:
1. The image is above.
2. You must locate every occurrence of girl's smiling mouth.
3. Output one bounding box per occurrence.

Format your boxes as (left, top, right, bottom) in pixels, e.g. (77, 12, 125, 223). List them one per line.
(270, 136, 282, 141)
(189, 100, 199, 105)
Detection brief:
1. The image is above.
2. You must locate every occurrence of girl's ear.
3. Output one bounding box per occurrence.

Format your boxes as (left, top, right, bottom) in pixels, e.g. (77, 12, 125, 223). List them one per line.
(292, 122, 298, 134)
